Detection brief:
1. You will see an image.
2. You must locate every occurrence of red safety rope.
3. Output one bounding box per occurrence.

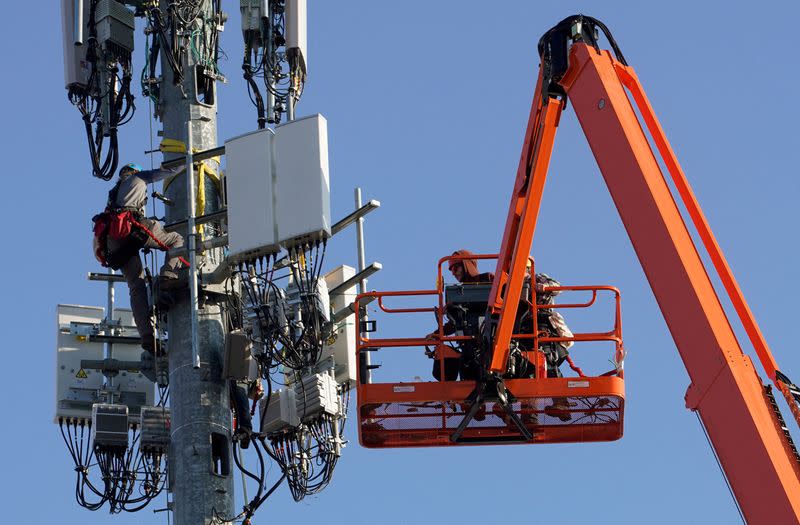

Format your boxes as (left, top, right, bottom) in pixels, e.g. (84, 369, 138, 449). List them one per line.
(565, 355, 586, 377)
(130, 218, 191, 267)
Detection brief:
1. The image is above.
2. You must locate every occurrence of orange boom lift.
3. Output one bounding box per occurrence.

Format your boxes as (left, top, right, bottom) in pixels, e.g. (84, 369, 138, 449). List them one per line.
(355, 15, 800, 523)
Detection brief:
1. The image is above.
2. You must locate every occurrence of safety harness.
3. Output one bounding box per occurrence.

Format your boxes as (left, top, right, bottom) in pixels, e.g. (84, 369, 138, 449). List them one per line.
(92, 181, 146, 269)
(92, 181, 189, 270)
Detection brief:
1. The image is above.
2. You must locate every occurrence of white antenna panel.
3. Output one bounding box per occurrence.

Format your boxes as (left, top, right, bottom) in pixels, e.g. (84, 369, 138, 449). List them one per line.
(225, 114, 331, 262)
(286, 0, 308, 74)
(60, 0, 91, 89)
(225, 127, 279, 261)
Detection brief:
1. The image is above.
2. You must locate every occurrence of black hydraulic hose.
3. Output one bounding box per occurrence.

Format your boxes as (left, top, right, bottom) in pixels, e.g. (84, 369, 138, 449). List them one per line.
(536, 14, 629, 103)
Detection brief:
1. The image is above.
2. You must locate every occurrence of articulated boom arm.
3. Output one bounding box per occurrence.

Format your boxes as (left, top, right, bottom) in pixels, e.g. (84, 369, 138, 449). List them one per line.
(487, 15, 800, 523)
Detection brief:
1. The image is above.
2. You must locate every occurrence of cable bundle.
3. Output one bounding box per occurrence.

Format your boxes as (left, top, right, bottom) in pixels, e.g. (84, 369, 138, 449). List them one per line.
(233, 241, 330, 375)
(267, 393, 347, 502)
(68, 0, 136, 180)
(241, 0, 305, 126)
(58, 419, 166, 513)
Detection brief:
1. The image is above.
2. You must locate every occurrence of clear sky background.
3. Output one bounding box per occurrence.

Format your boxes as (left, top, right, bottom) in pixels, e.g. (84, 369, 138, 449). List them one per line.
(3, 1, 799, 523)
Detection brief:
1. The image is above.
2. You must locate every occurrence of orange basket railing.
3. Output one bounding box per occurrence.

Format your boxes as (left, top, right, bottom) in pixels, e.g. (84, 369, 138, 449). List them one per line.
(353, 254, 627, 448)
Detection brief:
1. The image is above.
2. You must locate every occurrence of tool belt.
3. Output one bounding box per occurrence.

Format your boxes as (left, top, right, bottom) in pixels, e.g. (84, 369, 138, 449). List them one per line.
(92, 210, 148, 270)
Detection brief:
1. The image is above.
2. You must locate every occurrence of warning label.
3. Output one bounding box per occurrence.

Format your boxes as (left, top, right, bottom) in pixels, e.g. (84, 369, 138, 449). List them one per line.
(75, 369, 88, 379)
(567, 380, 590, 388)
(393, 385, 415, 393)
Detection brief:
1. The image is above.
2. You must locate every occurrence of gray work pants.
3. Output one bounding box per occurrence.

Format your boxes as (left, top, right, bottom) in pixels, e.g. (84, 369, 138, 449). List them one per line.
(109, 219, 184, 340)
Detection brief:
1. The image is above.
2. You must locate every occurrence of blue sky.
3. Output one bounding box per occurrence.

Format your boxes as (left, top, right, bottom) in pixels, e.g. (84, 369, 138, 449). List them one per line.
(4, 1, 800, 523)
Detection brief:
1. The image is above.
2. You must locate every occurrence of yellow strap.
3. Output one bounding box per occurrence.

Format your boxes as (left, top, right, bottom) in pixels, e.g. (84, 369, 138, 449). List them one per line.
(162, 153, 222, 193)
(157, 137, 224, 249)
(159, 138, 187, 153)
(195, 161, 207, 243)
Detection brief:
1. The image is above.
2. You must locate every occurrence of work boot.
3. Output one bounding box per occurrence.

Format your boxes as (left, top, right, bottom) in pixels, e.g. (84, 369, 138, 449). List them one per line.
(140, 351, 157, 383)
(140, 352, 169, 384)
(490, 403, 514, 427)
(155, 289, 175, 311)
(544, 397, 573, 422)
(521, 401, 538, 426)
(158, 271, 184, 290)
(155, 356, 169, 387)
(234, 428, 252, 449)
(141, 334, 163, 357)
(155, 273, 186, 310)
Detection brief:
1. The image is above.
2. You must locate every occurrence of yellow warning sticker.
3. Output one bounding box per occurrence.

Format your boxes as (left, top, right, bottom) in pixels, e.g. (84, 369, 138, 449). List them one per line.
(75, 369, 88, 379)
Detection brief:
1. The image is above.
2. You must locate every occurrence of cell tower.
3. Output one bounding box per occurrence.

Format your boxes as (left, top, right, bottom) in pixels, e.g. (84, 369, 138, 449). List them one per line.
(57, 1, 379, 522)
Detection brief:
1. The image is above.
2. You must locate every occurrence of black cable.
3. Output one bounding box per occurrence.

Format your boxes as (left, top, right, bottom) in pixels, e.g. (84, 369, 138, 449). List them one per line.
(243, 50, 266, 128)
(148, 6, 183, 83)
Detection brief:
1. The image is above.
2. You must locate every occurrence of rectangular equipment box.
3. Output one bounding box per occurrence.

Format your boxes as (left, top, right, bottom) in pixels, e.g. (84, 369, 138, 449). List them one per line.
(55, 305, 154, 423)
(225, 128, 279, 261)
(225, 115, 330, 262)
(240, 0, 266, 44)
(140, 406, 171, 453)
(274, 114, 330, 248)
(259, 388, 299, 434)
(445, 281, 531, 311)
(261, 287, 289, 342)
(223, 330, 256, 380)
(55, 305, 105, 421)
(322, 265, 357, 385)
(286, 276, 330, 324)
(60, 0, 92, 88)
(295, 373, 339, 421)
(92, 403, 129, 450)
(95, 0, 135, 53)
(445, 284, 492, 306)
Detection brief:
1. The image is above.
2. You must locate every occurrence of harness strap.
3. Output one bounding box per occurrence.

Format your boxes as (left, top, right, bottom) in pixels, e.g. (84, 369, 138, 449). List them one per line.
(129, 218, 190, 267)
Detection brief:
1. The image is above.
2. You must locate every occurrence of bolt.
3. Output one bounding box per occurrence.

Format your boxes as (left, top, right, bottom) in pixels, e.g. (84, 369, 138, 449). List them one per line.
(598, 98, 606, 109)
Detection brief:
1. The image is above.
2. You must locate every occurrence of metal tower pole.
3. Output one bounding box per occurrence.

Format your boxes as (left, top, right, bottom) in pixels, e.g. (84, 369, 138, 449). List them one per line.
(158, 1, 233, 522)
(355, 187, 371, 384)
(106, 267, 115, 395)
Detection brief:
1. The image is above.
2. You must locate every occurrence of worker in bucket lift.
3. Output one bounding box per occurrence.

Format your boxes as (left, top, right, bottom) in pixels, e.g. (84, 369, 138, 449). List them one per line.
(96, 162, 186, 355)
(526, 262, 574, 420)
(426, 250, 494, 381)
(448, 249, 495, 285)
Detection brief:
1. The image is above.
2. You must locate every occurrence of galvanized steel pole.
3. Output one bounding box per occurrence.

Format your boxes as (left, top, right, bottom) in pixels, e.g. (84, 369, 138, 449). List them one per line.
(355, 187, 371, 383)
(159, 1, 233, 522)
(105, 267, 115, 394)
(186, 121, 200, 369)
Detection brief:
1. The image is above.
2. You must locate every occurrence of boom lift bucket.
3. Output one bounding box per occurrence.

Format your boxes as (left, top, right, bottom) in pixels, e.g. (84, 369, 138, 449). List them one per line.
(354, 12, 800, 522)
(355, 255, 625, 448)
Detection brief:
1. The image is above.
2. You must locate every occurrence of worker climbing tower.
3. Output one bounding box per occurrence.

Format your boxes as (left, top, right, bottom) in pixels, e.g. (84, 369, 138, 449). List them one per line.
(57, 1, 377, 522)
